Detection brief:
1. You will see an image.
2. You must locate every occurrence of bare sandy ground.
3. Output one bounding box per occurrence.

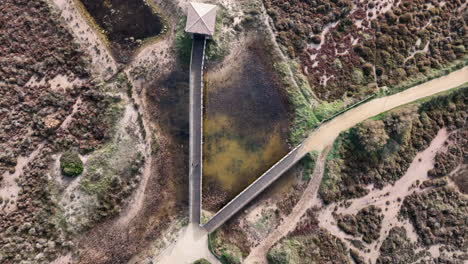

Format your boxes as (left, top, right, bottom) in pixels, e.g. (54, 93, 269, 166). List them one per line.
(244, 149, 329, 264)
(155, 224, 221, 264)
(0, 143, 45, 213)
(26, 74, 85, 92)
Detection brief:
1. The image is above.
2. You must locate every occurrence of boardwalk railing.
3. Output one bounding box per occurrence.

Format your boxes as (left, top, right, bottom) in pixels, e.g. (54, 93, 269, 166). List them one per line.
(189, 35, 206, 223)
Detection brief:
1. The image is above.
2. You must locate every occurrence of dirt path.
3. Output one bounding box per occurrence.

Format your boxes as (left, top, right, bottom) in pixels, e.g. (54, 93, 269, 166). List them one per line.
(244, 149, 329, 264)
(299, 66, 468, 156)
(245, 66, 468, 263)
(0, 142, 45, 213)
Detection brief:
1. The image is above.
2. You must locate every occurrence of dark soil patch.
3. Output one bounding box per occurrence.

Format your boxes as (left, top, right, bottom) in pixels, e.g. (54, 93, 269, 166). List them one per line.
(79, 0, 163, 63)
(76, 63, 190, 264)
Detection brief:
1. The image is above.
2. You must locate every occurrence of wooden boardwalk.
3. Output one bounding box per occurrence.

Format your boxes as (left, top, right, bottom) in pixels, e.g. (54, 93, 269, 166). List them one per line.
(188, 34, 308, 231)
(189, 35, 206, 223)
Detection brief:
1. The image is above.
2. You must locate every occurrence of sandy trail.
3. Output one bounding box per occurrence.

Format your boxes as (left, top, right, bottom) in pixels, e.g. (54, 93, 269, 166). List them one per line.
(318, 128, 450, 263)
(49, 0, 158, 230)
(156, 224, 221, 264)
(245, 67, 468, 263)
(299, 66, 468, 156)
(0, 143, 45, 213)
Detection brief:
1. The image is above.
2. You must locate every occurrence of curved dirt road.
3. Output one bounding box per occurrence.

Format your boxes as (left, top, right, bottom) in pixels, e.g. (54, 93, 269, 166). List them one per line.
(299, 67, 468, 156)
(245, 66, 468, 264)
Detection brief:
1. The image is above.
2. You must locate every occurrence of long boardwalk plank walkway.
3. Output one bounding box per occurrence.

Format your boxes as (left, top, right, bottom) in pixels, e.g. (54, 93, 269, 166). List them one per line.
(189, 35, 206, 223)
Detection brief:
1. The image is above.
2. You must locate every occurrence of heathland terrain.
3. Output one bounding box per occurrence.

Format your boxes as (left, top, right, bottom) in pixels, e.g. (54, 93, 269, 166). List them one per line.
(0, 0, 466, 263)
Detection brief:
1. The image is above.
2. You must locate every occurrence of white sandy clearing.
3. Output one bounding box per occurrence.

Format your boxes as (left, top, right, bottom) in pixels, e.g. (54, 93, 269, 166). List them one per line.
(155, 224, 221, 264)
(26, 74, 85, 91)
(50, 253, 72, 264)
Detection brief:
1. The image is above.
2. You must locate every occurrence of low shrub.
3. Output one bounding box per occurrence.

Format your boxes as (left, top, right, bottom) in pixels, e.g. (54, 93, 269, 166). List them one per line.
(60, 151, 83, 177)
(193, 259, 211, 264)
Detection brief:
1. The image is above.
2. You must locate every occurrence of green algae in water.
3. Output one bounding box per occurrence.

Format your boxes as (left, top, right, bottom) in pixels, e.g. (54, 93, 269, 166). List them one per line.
(203, 115, 287, 191)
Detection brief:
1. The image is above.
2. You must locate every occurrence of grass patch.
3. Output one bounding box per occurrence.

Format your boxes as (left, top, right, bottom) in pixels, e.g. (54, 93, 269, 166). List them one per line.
(193, 259, 211, 264)
(319, 136, 344, 195)
(205, 6, 231, 62)
(208, 230, 243, 264)
(313, 100, 345, 121)
(274, 62, 319, 145)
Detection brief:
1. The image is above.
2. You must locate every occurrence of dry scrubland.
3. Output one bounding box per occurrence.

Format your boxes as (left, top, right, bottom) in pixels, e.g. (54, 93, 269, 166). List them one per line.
(0, 0, 467, 263)
(0, 0, 148, 263)
(319, 88, 467, 203)
(265, 0, 467, 100)
(267, 87, 467, 264)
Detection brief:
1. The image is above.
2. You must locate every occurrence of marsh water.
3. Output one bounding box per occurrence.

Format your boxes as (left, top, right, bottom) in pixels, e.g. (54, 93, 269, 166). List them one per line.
(79, 0, 163, 63)
(202, 42, 291, 211)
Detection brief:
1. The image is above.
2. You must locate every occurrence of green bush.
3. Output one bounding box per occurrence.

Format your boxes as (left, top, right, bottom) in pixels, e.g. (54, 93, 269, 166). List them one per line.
(60, 151, 83, 177)
(220, 252, 240, 264)
(267, 249, 289, 264)
(175, 18, 192, 65)
(193, 259, 211, 264)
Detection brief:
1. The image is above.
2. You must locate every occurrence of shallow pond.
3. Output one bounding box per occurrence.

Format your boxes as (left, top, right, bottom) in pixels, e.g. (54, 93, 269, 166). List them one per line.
(202, 41, 291, 211)
(79, 0, 163, 63)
